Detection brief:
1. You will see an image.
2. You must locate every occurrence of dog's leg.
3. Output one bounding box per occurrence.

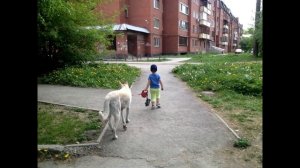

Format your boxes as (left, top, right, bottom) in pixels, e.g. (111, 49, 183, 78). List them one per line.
(121, 108, 127, 130)
(112, 110, 120, 140)
(126, 107, 130, 123)
(107, 113, 113, 132)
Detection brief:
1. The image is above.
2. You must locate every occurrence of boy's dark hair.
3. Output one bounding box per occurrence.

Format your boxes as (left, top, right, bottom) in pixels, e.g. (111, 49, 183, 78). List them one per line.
(150, 64, 157, 72)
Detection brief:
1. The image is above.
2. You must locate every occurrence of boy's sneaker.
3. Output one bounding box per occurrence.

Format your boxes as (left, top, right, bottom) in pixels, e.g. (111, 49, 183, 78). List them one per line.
(156, 104, 161, 108)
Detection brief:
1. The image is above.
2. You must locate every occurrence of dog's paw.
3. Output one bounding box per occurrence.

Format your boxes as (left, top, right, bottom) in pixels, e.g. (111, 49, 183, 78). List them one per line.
(123, 125, 127, 131)
(112, 135, 118, 140)
(126, 119, 130, 123)
(103, 119, 109, 124)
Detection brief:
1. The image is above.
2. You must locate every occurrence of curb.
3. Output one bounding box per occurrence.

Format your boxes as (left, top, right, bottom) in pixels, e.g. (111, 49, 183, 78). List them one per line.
(38, 70, 140, 152)
(37, 101, 108, 153)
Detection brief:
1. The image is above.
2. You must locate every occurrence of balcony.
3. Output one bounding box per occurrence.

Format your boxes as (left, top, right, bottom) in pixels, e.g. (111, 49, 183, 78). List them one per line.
(199, 12, 207, 20)
(199, 33, 210, 40)
(200, 6, 211, 15)
(221, 42, 228, 45)
(223, 33, 228, 37)
(232, 43, 237, 46)
(223, 25, 229, 29)
(199, 19, 211, 27)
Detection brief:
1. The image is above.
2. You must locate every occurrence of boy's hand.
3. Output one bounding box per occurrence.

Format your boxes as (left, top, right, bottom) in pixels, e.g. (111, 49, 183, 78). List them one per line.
(161, 87, 164, 91)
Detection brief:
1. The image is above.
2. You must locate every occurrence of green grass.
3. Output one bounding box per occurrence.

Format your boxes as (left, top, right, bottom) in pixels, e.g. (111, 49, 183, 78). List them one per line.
(38, 102, 102, 145)
(200, 90, 262, 113)
(39, 63, 141, 89)
(186, 53, 262, 63)
(172, 53, 262, 164)
(172, 62, 262, 96)
(234, 138, 251, 149)
(104, 57, 170, 62)
(139, 58, 171, 62)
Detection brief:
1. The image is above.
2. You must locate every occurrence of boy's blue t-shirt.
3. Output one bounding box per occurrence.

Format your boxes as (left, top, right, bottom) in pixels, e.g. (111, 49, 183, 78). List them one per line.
(148, 73, 160, 88)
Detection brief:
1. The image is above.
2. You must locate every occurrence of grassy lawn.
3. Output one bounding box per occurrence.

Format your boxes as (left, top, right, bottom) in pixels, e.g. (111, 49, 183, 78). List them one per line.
(38, 63, 141, 89)
(172, 53, 262, 165)
(104, 57, 171, 62)
(138, 57, 171, 62)
(186, 53, 262, 63)
(38, 62, 140, 146)
(38, 102, 102, 145)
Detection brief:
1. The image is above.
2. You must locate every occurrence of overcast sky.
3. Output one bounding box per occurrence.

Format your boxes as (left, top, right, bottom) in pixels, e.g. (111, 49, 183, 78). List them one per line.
(221, 0, 260, 30)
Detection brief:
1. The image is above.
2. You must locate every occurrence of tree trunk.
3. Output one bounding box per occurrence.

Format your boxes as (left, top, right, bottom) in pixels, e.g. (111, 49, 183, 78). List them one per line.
(253, 0, 261, 57)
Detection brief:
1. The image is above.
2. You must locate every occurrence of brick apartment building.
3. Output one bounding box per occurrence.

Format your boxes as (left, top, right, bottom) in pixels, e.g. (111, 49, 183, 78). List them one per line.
(96, 0, 243, 57)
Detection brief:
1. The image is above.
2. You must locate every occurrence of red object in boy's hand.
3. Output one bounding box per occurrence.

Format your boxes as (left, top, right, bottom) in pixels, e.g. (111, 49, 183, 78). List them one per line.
(141, 90, 148, 98)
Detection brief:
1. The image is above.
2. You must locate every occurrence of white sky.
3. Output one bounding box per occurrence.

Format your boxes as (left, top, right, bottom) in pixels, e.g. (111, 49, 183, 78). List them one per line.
(221, 0, 260, 30)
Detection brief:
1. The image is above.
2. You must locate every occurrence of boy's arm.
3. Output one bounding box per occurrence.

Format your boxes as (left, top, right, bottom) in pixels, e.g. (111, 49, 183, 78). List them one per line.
(160, 80, 164, 90)
(144, 79, 150, 90)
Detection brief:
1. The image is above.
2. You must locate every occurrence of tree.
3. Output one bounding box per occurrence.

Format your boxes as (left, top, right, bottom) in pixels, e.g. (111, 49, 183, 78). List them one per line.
(253, 0, 262, 57)
(38, 0, 115, 75)
(239, 27, 254, 53)
(240, 36, 253, 53)
(254, 12, 263, 56)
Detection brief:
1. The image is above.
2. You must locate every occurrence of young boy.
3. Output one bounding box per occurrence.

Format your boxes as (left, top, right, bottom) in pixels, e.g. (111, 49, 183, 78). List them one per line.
(144, 64, 164, 110)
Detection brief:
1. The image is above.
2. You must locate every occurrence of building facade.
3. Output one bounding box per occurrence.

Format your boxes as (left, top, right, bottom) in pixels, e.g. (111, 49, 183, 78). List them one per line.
(96, 0, 243, 57)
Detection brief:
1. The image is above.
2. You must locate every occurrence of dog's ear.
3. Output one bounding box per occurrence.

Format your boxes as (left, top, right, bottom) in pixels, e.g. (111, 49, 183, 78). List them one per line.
(118, 81, 123, 87)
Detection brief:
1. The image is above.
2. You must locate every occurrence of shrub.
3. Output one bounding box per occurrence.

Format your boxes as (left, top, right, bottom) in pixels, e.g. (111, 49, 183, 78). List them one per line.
(39, 63, 140, 89)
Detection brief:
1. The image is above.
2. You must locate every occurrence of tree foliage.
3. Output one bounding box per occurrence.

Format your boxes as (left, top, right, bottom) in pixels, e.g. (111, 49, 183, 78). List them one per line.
(240, 10, 262, 56)
(240, 36, 253, 53)
(38, 0, 115, 75)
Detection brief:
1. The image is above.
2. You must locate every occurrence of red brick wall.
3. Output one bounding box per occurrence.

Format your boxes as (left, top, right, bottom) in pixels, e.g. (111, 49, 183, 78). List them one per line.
(126, 0, 164, 56)
(116, 33, 128, 56)
(189, 0, 198, 53)
(163, 0, 179, 54)
(95, 0, 122, 23)
(127, 0, 151, 28)
(150, 0, 163, 55)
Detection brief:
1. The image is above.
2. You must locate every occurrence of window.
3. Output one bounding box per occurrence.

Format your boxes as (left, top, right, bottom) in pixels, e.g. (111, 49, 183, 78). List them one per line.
(199, 12, 207, 20)
(154, 0, 160, 9)
(125, 8, 128, 18)
(192, 39, 198, 46)
(210, 19, 214, 27)
(179, 3, 189, 15)
(154, 37, 160, 47)
(193, 11, 199, 19)
(154, 18, 159, 29)
(221, 36, 228, 42)
(193, 0, 199, 5)
(207, 3, 212, 10)
(179, 20, 188, 30)
(179, 36, 188, 46)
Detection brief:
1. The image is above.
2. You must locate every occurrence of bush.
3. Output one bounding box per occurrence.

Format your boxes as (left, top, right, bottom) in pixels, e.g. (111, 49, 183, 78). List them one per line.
(39, 63, 141, 89)
(234, 138, 251, 149)
(172, 62, 262, 96)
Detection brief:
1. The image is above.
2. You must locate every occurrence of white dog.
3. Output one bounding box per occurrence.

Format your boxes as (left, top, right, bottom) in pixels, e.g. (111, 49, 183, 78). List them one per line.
(99, 82, 132, 140)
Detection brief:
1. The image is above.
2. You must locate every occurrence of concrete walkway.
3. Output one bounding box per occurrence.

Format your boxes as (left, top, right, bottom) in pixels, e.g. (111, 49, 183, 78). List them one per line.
(38, 58, 247, 168)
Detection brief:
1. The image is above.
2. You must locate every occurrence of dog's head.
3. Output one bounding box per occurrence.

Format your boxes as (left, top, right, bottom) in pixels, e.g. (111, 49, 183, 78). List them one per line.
(119, 81, 130, 89)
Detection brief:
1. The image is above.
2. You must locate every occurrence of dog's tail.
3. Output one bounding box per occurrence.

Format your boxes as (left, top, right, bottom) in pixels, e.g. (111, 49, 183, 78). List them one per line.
(99, 98, 110, 122)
